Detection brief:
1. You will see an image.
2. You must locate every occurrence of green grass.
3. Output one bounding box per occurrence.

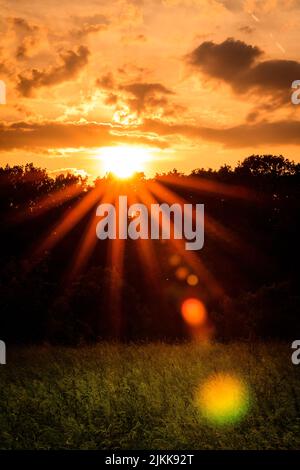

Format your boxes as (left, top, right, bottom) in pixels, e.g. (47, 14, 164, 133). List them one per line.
(0, 342, 299, 450)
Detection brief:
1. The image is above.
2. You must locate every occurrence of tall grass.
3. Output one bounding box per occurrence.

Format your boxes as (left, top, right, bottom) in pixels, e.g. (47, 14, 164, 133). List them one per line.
(0, 342, 299, 449)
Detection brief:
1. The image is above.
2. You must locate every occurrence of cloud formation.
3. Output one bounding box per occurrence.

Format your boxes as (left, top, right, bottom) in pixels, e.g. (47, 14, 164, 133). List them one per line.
(120, 82, 175, 114)
(1, 0, 300, 173)
(141, 118, 300, 148)
(17, 45, 90, 96)
(96, 74, 178, 119)
(0, 121, 167, 151)
(71, 14, 109, 38)
(10, 17, 41, 60)
(188, 38, 300, 104)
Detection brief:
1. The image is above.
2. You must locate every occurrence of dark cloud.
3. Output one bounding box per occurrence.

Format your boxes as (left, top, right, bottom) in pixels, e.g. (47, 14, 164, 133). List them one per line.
(0, 121, 167, 150)
(96, 76, 177, 117)
(122, 82, 173, 97)
(188, 38, 300, 104)
(2, 116, 299, 153)
(141, 118, 300, 148)
(17, 45, 90, 96)
(96, 72, 115, 90)
(239, 59, 300, 94)
(188, 38, 262, 82)
(10, 17, 40, 60)
(121, 82, 174, 114)
(96, 72, 119, 106)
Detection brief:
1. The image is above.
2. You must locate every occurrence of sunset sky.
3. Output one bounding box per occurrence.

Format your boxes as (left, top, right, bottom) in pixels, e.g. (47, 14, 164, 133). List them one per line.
(0, 0, 300, 179)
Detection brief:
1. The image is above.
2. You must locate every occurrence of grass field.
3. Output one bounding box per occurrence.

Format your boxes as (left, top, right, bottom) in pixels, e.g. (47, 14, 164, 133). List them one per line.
(0, 342, 299, 450)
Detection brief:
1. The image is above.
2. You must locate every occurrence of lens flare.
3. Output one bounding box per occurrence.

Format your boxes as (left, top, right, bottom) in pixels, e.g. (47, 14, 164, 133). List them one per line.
(187, 274, 199, 286)
(175, 266, 189, 280)
(100, 146, 150, 179)
(169, 254, 181, 267)
(196, 373, 249, 425)
(181, 298, 207, 327)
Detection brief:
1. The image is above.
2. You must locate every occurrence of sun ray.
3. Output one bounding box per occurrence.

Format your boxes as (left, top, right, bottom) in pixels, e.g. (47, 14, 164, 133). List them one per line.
(148, 179, 257, 263)
(128, 186, 162, 291)
(31, 183, 106, 263)
(66, 184, 115, 281)
(105, 181, 127, 339)
(6, 182, 83, 226)
(157, 173, 258, 201)
(147, 181, 224, 298)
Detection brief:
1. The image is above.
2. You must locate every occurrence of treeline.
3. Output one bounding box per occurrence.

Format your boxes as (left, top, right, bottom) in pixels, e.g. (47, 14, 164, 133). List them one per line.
(0, 155, 300, 344)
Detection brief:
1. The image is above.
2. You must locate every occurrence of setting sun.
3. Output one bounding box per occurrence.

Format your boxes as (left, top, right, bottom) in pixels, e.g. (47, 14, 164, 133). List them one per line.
(100, 146, 151, 179)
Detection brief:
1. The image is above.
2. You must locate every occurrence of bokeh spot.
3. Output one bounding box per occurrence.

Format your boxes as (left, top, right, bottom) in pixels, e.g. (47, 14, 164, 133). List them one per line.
(196, 373, 249, 425)
(176, 266, 189, 280)
(181, 298, 207, 326)
(169, 254, 181, 266)
(187, 274, 199, 286)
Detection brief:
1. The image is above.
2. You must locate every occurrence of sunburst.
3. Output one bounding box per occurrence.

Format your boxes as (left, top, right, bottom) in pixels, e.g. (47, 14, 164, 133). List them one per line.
(99, 146, 151, 179)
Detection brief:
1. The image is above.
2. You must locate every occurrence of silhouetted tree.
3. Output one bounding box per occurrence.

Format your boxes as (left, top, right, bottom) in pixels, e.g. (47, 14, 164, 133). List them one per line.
(0, 156, 299, 344)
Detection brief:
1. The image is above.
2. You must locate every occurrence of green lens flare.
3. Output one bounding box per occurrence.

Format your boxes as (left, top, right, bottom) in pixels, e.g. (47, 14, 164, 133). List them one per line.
(195, 373, 250, 425)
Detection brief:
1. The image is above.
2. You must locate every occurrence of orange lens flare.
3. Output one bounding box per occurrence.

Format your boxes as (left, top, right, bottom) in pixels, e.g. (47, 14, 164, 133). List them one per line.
(169, 254, 181, 267)
(181, 298, 207, 327)
(175, 266, 189, 280)
(187, 274, 199, 286)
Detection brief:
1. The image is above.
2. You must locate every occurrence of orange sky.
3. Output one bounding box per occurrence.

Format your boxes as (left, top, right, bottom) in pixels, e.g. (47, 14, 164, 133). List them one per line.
(0, 0, 300, 179)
